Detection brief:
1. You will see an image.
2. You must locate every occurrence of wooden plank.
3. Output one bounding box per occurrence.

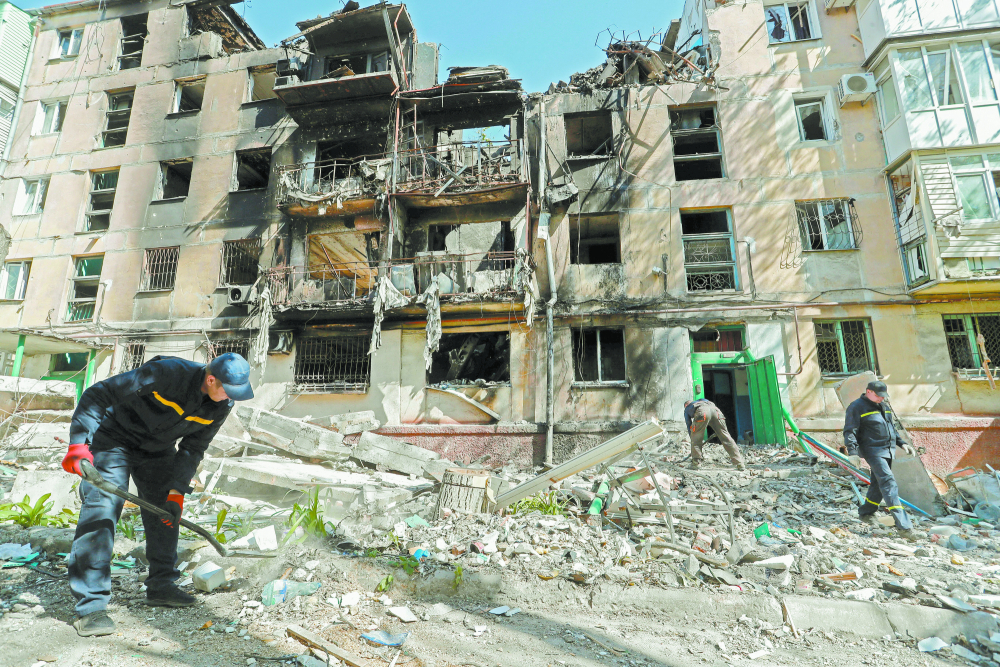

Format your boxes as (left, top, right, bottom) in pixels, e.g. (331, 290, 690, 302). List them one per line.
(286, 624, 368, 667)
(495, 420, 663, 510)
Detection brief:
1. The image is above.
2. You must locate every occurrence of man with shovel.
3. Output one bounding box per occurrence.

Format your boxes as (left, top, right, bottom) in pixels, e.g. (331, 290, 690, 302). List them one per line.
(60, 353, 254, 637)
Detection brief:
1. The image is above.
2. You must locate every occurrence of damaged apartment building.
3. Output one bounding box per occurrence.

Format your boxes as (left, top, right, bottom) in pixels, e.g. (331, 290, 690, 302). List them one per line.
(2, 0, 1000, 480)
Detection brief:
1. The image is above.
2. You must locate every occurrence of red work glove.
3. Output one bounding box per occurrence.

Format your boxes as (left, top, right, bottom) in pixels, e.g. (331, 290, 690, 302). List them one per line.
(61, 443, 94, 476)
(161, 493, 184, 529)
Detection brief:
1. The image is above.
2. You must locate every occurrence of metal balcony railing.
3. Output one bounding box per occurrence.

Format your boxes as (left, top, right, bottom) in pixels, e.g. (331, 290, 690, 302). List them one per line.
(276, 155, 391, 209)
(395, 139, 525, 194)
(264, 263, 378, 306)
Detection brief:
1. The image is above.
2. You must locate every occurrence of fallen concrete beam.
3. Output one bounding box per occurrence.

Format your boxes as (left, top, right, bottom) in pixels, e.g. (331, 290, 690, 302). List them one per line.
(0, 376, 76, 415)
(9, 470, 81, 513)
(353, 431, 441, 477)
(200, 456, 372, 490)
(310, 410, 381, 435)
(235, 406, 348, 461)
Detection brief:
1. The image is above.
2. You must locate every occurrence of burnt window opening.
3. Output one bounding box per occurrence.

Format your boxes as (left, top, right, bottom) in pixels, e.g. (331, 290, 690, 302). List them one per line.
(118, 14, 147, 70)
(185, 3, 264, 54)
(564, 111, 614, 158)
(315, 139, 382, 182)
(235, 149, 271, 190)
(139, 247, 180, 292)
(323, 51, 389, 78)
(690, 327, 746, 353)
(572, 329, 627, 383)
(208, 337, 252, 361)
(671, 106, 723, 181)
(221, 238, 262, 286)
(427, 332, 511, 385)
(101, 91, 133, 148)
(119, 339, 145, 373)
(426, 221, 514, 255)
(681, 209, 738, 292)
(87, 170, 119, 232)
(294, 336, 371, 393)
(174, 79, 205, 113)
(570, 214, 621, 265)
(248, 66, 277, 101)
(159, 161, 192, 199)
(428, 225, 456, 252)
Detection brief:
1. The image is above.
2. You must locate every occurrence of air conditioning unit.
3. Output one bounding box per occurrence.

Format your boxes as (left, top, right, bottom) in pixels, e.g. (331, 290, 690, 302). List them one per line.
(227, 285, 257, 306)
(838, 72, 877, 105)
(274, 74, 300, 88)
(276, 56, 306, 77)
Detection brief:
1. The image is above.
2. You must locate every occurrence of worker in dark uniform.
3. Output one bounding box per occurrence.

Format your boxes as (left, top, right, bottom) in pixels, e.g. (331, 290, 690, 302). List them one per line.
(60, 353, 254, 637)
(843, 380, 917, 538)
(684, 398, 746, 470)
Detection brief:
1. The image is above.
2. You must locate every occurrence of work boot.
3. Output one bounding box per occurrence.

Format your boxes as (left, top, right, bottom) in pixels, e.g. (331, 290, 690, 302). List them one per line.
(734, 462, 746, 471)
(897, 528, 920, 543)
(858, 514, 877, 525)
(145, 585, 197, 607)
(73, 610, 116, 637)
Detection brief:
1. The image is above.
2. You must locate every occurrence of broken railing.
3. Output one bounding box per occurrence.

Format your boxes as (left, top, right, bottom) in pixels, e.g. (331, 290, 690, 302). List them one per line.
(264, 264, 377, 306)
(395, 139, 525, 194)
(276, 155, 391, 209)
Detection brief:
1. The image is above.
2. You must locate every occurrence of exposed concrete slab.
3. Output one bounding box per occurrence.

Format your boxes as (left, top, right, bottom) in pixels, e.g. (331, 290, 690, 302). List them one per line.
(783, 597, 894, 638)
(354, 431, 441, 477)
(0, 377, 76, 415)
(885, 605, 998, 642)
(200, 456, 375, 490)
(235, 406, 348, 461)
(313, 410, 381, 435)
(9, 470, 80, 513)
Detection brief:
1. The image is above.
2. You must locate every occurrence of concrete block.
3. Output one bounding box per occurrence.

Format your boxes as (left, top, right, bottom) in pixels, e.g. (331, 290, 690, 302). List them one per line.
(25, 526, 76, 555)
(130, 539, 207, 566)
(6, 422, 70, 451)
(9, 470, 80, 513)
(192, 561, 226, 592)
(354, 432, 440, 477)
(0, 376, 76, 415)
(783, 597, 894, 638)
(230, 525, 278, 552)
(885, 606, 998, 642)
(235, 406, 348, 460)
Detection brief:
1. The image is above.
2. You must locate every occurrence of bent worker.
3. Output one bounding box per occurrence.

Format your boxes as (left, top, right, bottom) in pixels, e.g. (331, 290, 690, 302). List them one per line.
(61, 353, 254, 637)
(843, 380, 917, 539)
(684, 398, 745, 471)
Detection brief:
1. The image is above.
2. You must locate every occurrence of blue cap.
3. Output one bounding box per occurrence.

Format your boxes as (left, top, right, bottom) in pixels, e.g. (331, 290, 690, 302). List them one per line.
(207, 352, 254, 401)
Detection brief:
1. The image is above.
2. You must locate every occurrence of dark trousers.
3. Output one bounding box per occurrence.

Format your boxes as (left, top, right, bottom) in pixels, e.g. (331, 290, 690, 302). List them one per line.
(690, 405, 745, 465)
(68, 446, 180, 616)
(858, 453, 912, 530)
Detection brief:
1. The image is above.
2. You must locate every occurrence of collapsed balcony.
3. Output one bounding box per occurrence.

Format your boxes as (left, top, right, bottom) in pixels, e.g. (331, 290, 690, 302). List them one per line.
(276, 156, 391, 218)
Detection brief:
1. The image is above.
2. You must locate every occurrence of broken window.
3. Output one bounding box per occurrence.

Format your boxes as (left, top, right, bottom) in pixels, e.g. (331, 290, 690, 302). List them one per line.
(101, 91, 133, 148)
(208, 337, 252, 361)
(33, 100, 66, 135)
(52, 353, 88, 373)
(139, 247, 180, 292)
(118, 14, 147, 70)
(234, 148, 271, 190)
(220, 238, 261, 286)
(67, 255, 103, 322)
(564, 111, 613, 157)
(294, 336, 371, 392)
(248, 66, 277, 101)
(690, 327, 745, 353)
(87, 170, 119, 232)
(159, 161, 192, 199)
(1, 260, 30, 300)
(943, 314, 1000, 376)
(765, 2, 814, 43)
(119, 339, 145, 373)
(795, 199, 859, 250)
(16, 177, 48, 215)
(794, 98, 829, 141)
(427, 332, 511, 384)
(323, 51, 389, 77)
(57, 28, 83, 58)
(173, 78, 206, 113)
(569, 214, 621, 264)
(904, 241, 930, 284)
(670, 106, 724, 181)
(572, 329, 627, 383)
(814, 319, 878, 375)
(681, 209, 738, 292)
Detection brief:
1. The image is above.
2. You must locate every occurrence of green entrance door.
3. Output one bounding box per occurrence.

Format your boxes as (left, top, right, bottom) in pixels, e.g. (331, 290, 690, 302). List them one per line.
(745, 355, 786, 446)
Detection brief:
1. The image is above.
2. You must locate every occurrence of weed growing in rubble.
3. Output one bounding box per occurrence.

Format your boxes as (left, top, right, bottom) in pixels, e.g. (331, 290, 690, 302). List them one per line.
(117, 515, 141, 540)
(0, 494, 77, 528)
(391, 555, 420, 576)
(452, 565, 463, 591)
(283, 488, 332, 544)
(511, 491, 568, 516)
(213, 509, 229, 544)
(230, 508, 261, 538)
(376, 574, 394, 592)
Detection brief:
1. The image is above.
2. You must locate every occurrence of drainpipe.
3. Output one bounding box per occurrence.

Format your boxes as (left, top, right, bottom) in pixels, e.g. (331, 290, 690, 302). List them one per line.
(1, 20, 38, 166)
(539, 99, 557, 465)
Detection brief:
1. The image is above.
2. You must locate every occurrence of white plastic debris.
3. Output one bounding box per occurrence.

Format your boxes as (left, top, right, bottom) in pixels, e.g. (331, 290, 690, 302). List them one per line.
(192, 561, 226, 592)
(917, 637, 949, 652)
(0, 543, 33, 560)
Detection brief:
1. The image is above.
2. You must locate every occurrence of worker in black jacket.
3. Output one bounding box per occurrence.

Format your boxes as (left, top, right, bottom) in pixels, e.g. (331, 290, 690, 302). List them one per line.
(843, 380, 917, 537)
(60, 353, 254, 637)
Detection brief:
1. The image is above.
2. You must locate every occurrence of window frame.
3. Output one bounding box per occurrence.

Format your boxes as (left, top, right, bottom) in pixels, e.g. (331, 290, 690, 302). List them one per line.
(571, 328, 628, 386)
(233, 148, 272, 191)
(764, 1, 821, 44)
(157, 160, 193, 200)
(66, 255, 104, 323)
(246, 65, 278, 103)
(942, 313, 1000, 377)
(220, 238, 262, 287)
(15, 177, 49, 216)
(1, 260, 31, 301)
(117, 14, 147, 71)
(813, 318, 879, 376)
(680, 208, 740, 293)
(793, 96, 832, 142)
(119, 339, 146, 373)
(948, 153, 1000, 222)
(55, 28, 84, 59)
(86, 169, 119, 232)
(138, 246, 180, 292)
(794, 198, 860, 251)
(100, 90, 134, 148)
(172, 77, 206, 114)
(33, 100, 66, 135)
(670, 105, 725, 181)
(569, 213, 622, 265)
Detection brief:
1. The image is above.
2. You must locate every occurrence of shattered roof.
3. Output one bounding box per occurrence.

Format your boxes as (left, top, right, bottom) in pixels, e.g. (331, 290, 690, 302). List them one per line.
(284, 3, 413, 47)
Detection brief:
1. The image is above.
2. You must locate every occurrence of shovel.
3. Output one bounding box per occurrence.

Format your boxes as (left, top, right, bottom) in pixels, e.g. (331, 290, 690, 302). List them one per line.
(79, 459, 276, 558)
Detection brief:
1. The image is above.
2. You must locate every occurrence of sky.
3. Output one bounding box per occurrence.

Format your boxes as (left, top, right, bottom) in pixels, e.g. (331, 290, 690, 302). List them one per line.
(19, 0, 686, 93)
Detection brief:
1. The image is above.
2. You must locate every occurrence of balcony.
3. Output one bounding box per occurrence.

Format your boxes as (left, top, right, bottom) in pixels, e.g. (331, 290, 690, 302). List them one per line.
(393, 140, 529, 210)
(276, 156, 391, 220)
(273, 69, 398, 126)
(858, 0, 1000, 59)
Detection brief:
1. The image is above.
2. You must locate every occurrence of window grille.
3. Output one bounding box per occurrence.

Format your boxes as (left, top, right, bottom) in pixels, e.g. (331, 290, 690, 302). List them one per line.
(208, 337, 252, 361)
(220, 239, 261, 286)
(101, 91, 133, 148)
(67, 256, 103, 322)
(139, 247, 179, 291)
(294, 337, 371, 392)
(681, 209, 738, 292)
(572, 329, 627, 383)
(943, 313, 1000, 378)
(814, 319, 878, 375)
(795, 199, 862, 250)
(119, 340, 145, 373)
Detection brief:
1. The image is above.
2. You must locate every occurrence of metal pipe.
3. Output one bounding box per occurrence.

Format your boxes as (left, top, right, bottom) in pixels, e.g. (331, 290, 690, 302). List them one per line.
(539, 99, 557, 466)
(776, 307, 804, 377)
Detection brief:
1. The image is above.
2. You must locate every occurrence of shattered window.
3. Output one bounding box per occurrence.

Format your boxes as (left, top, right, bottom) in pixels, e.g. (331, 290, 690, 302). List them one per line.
(67, 255, 103, 323)
(570, 214, 620, 264)
(670, 106, 724, 181)
(220, 238, 262, 286)
(101, 91, 133, 148)
(234, 148, 271, 190)
(294, 336, 371, 392)
(58, 28, 83, 58)
(87, 169, 119, 232)
(159, 161, 192, 199)
(248, 66, 277, 101)
(118, 14, 147, 70)
(795, 199, 859, 250)
(794, 98, 829, 141)
(119, 340, 145, 373)
(174, 78, 206, 113)
(905, 241, 930, 284)
(814, 320, 878, 375)
(572, 329, 627, 384)
(564, 112, 613, 157)
(428, 332, 511, 385)
(681, 210, 738, 292)
(765, 2, 814, 44)
(943, 314, 1000, 375)
(1, 260, 30, 301)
